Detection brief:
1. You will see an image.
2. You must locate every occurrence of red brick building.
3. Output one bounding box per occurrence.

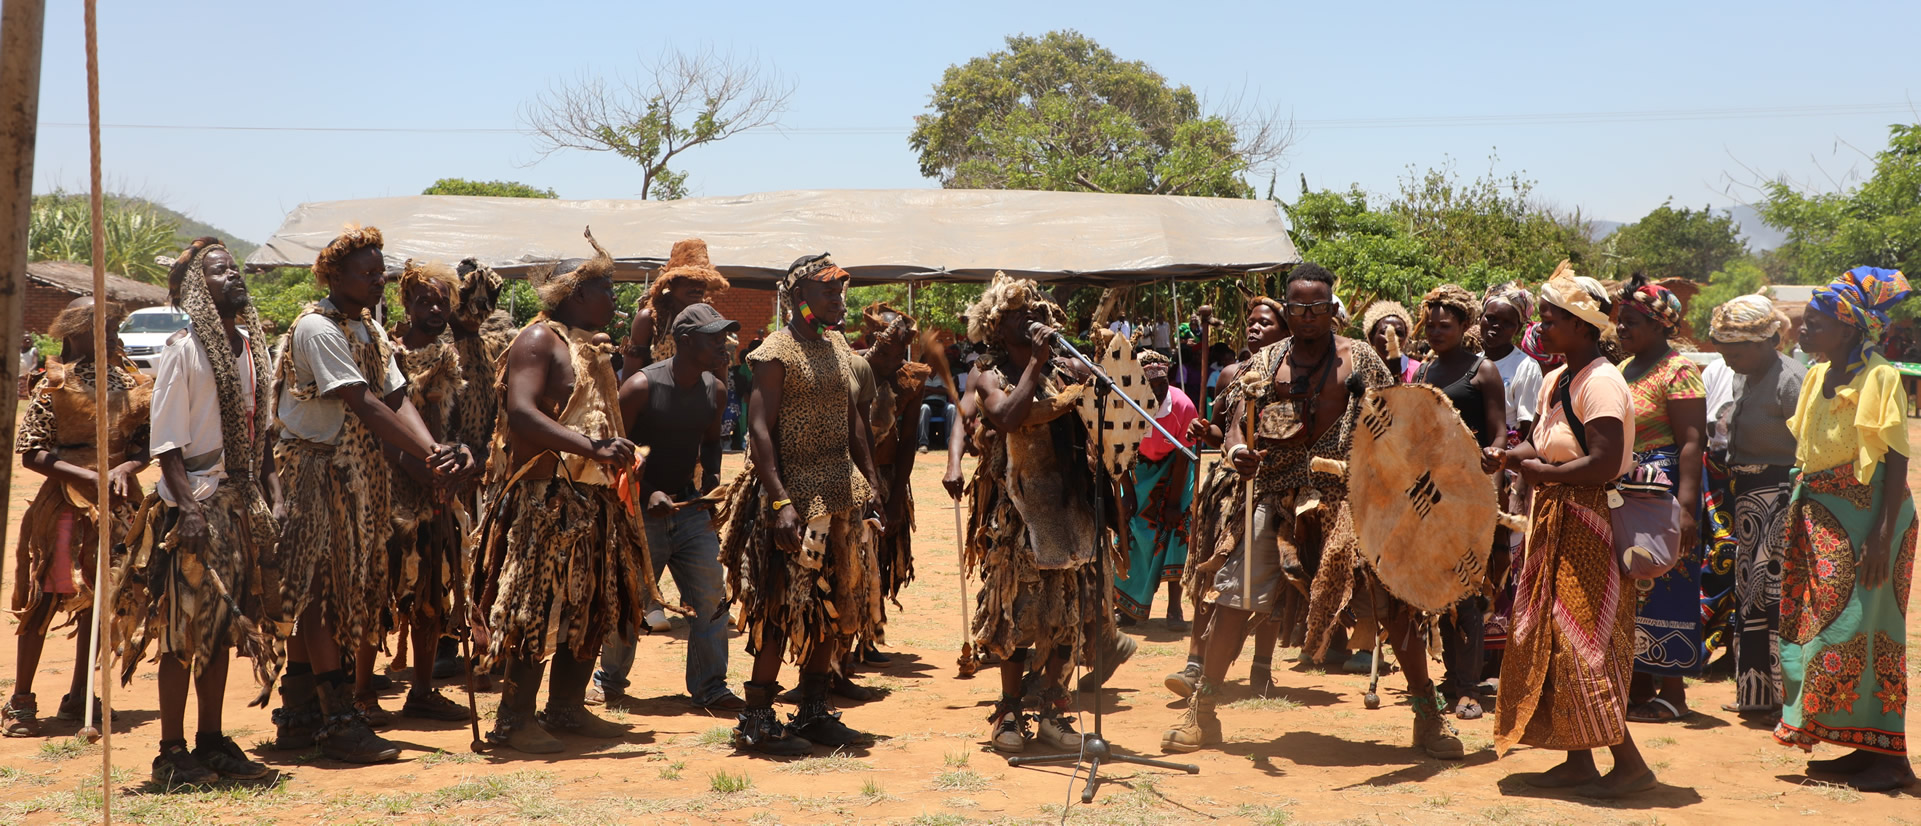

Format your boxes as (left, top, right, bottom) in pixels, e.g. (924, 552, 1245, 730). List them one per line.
(22, 261, 169, 336)
(709, 284, 778, 352)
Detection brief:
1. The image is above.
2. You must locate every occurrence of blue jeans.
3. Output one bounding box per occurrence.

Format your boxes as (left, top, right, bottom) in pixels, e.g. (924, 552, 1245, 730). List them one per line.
(594, 505, 730, 703)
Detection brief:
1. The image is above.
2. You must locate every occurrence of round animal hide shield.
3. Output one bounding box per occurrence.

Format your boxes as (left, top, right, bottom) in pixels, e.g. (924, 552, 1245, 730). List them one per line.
(1076, 334, 1161, 476)
(1346, 383, 1495, 613)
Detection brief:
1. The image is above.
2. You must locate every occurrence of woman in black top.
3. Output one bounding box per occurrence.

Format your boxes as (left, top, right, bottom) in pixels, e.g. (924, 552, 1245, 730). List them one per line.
(1415, 285, 1506, 718)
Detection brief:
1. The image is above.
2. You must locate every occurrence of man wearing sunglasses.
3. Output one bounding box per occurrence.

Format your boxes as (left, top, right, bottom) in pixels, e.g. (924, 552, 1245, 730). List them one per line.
(1161, 263, 1461, 761)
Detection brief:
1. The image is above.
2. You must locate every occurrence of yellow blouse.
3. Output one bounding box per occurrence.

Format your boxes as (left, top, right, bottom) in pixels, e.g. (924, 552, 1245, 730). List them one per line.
(1787, 354, 1911, 484)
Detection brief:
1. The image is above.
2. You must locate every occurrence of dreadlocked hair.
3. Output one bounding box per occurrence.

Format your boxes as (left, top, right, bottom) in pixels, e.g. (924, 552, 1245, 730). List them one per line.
(964, 272, 1066, 345)
(168, 236, 224, 306)
(1417, 284, 1482, 354)
(177, 241, 273, 479)
(312, 224, 383, 289)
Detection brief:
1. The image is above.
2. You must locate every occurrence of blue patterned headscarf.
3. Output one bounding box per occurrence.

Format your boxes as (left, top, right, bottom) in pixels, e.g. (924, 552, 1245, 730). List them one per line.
(1809, 266, 1911, 376)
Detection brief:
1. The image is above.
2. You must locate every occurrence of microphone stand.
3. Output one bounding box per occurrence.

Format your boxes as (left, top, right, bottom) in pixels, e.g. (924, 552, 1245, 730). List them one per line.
(1006, 327, 1199, 802)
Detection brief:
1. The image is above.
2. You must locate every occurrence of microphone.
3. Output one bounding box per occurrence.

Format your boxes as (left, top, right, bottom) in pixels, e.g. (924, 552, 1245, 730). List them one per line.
(1026, 320, 1060, 348)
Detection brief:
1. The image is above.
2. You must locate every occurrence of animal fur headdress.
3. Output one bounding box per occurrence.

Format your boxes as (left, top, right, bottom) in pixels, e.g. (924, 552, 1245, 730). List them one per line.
(862, 301, 918, 348)
(312, 224, 384, 289)
(646, 239, 730, 315)
(47, 297, 126, 344)
(1417, 284, 1482, 351)
(530, 226, 617, 310)
(399, 258, 461, 302)
(965, 271, 1066, 344)
(452, 257, 504, 330)
(171, 238, 274, 479)
(1359, 300, 1411, 340)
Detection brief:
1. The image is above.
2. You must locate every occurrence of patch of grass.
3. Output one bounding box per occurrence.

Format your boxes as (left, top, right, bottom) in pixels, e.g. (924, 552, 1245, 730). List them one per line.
(903, 815, 968, 826)
(36, 737, 96, 762)
(859, 777, 887, 801)
(942, 750, 971, 768)
(1647, 735, 1678, 748)
(0, 766, 54, 788)
(697, 726, 736, 747)
(1423, 793, 1454, 809)
(1223, 695, 1303, 712)
(777, 754, 872, 774)
(659, 761, 686, 781)
(1799, 779, 1862, 804)
(1231, 803, 1291, 826)
(434, 770, 558, 804)
(709, 768, 752, 794)
(374, 792, 425, 816)
(417, 749, 480, 767)
(931, 767, 992, 792)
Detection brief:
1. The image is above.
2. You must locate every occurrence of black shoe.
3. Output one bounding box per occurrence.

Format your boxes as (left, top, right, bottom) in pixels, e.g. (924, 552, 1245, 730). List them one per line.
(270, 674, 319, 751)
(56, 692, 101, 722)
(192, 734, 271, 780)
(432, 638, 462, 680)
(791, 701, 872, 748)
(367, 673, 397, 692)
(860, 645, 892, 665)
(153, 740, 218, 787)
(830, 673, 878, 702)
(315, 711, 401, 763)
(735, 707, 813, 756)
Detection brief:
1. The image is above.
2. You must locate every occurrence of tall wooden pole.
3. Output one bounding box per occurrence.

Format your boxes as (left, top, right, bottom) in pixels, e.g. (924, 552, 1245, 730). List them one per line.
(0, 0, 47, 622)
(83, 1, 115, 819)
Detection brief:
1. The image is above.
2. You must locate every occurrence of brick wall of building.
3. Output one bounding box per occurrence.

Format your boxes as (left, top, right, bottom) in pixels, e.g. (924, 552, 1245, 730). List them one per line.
(710, 285, 778, 353)
(24, 282, 79, 337)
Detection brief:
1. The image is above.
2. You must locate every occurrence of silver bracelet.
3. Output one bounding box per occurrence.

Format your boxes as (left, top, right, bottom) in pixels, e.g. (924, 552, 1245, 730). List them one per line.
(1227, 444, 1251, 461)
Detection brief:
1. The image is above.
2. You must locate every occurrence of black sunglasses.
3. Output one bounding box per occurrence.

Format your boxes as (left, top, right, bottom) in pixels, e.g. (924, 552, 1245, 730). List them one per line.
(1284, 300, 1336, 319)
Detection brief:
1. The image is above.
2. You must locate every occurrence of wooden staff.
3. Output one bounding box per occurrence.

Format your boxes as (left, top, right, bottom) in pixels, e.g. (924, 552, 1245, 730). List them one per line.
(80, 1, 114, 819)
(1187, 301, 1209, 569)
(1241, 387, 1256, 612)
(954, 497, 977, 676)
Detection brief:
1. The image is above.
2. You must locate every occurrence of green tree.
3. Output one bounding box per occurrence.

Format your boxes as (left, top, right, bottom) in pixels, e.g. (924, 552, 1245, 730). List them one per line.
(909, 30, 1291, 197)
(845, 282, 985, 337)
(1283, 186, 1437, 310)
(27, 191, 180, 283)
(1605, 199, 1747, 282)
(522, 47, 793, 200)
(1757, 123, 1921, 286)
(1277, 156, 1596, 315)
(422, 178, 557, 199)
(1683, 258, 1768, 335)
(1390, 157, 1596, 289)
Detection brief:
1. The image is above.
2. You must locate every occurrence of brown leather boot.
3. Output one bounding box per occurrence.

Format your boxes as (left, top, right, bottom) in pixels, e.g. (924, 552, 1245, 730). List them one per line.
(1160, 680, 1220, 753)
(1411, 692, 1465, 760)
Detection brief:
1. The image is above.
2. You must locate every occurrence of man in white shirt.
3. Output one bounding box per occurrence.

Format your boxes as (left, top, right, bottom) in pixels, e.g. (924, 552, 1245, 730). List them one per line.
(121, 239, 276, 785)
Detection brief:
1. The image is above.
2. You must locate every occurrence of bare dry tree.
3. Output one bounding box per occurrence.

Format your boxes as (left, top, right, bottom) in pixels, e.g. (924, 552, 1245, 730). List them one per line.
(521, 47, 794, 200)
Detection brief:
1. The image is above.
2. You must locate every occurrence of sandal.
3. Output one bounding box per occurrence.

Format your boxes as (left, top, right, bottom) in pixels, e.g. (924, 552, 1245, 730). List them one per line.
(1625, 697, 1691, 723)
(1453, 695, 1484, 720)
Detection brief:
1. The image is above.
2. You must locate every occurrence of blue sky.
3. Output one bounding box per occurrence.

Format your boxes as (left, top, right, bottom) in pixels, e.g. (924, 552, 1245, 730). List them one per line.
(27, 0, 1921, 246)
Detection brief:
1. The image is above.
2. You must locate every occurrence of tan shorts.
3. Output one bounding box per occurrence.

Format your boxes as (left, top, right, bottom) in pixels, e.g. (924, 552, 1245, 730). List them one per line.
(1207, 500, 1284, 615)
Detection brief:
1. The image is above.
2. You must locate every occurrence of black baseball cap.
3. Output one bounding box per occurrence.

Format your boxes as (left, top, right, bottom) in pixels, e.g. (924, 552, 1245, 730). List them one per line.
(672, 303, 740, 337)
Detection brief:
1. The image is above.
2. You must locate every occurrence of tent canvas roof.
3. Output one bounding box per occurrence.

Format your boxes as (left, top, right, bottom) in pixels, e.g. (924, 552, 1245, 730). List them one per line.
(244, 188, 1300, 286)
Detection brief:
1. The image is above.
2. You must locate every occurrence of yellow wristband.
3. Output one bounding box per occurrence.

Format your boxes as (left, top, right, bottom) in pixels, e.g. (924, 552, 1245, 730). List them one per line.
(770, 498, 793, 513)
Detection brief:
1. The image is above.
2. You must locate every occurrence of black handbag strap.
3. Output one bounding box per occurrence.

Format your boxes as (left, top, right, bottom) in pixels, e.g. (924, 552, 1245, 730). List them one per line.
(1554, 371, 1588, 455)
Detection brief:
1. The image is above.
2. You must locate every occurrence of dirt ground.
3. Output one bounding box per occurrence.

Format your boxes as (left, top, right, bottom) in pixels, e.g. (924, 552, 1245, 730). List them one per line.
(0, 415, 1916, 825)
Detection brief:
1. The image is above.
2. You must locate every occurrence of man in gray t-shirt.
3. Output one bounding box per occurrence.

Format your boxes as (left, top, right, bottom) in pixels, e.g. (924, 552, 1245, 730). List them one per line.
(270, 227, 472, 765)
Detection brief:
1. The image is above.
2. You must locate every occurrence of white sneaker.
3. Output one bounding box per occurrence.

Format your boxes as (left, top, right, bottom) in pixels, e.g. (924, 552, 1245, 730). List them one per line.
(1036, 713, 1083, 750)
(645, 607, 671, 632)
(990, 710, 1027, 753)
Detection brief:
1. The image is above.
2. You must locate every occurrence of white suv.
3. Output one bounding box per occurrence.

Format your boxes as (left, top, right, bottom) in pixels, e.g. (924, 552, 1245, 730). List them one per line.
(119, 306, 190, 370)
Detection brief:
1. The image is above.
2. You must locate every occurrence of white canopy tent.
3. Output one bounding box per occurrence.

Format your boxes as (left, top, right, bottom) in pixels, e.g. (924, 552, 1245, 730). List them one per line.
(244, 188, 1301, 286)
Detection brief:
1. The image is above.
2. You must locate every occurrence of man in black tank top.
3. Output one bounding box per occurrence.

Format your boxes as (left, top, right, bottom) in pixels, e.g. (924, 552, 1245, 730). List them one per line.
(594, 304, 743, 711)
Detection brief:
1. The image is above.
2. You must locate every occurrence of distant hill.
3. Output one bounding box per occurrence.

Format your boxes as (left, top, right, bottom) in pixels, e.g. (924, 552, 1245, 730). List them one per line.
(125, 198, 258, 260)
